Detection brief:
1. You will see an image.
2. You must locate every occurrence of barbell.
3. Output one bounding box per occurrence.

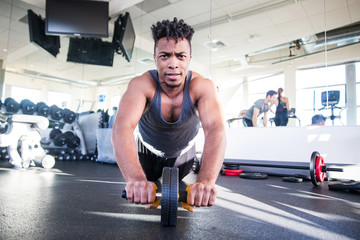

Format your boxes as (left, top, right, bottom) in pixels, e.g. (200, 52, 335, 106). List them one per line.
(222, 151, 343, 186)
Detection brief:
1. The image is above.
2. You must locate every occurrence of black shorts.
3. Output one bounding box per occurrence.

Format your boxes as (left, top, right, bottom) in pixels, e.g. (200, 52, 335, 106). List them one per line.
(137, 139, 196, 181)
(243, 118, 253, 127)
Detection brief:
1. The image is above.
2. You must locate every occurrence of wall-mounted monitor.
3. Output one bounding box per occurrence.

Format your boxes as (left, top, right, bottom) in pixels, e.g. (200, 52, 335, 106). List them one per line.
(321, 90, 340, 106)
(27, 9, 60, 57)
(45, 0, 109, 38)
(67, 38, 114, 67)
(112, 12, 136, 62)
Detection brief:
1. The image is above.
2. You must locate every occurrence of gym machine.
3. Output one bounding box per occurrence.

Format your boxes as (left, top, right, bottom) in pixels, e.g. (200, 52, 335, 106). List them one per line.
(0, 113, 55, 169)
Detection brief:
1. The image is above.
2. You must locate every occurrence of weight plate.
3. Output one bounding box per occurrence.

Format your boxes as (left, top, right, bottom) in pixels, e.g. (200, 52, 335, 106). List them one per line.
(169, 167, 179, 226)
(224, 169, 243, 176)
(328, 181, 360, 191)
(223, 164, 239, 170)
(282, 177, 303, 183)
(310, 151, 321, 186)
(161, 167, 171, 226)
(239, 172, 268, 179)
(315, 156, 325, 183)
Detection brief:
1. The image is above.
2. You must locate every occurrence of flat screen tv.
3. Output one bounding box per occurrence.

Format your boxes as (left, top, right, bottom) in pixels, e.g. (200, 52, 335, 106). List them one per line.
(45, 0, 109, 38)
(112, 12, 136, 62)
(321, 90, 340, 106)
(67, 37, 114, 67)
(27, 9, 60, 57)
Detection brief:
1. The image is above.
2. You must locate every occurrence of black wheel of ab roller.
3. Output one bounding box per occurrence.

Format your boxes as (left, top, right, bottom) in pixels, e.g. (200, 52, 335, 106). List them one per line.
(161, 167, 171, 226)
(169, 167, 179, 226)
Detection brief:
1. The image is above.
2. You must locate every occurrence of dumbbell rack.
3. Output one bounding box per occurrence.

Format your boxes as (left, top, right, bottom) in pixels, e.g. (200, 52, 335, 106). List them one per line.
(0, 97, 97, 163)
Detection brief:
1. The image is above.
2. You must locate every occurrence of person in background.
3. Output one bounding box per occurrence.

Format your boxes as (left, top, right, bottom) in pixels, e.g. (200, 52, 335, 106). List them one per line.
(311, 114, 326, 126)
(108, 107, 118, 128)
(274, 88, 291, 126)
(242, 90, 277, 127)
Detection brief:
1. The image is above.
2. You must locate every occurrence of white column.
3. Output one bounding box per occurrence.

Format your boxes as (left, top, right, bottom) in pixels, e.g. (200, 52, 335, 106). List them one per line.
(243, 77, 248, 109)
(0, 60, 5, 100)
(346, 63, 357, 125)
(284, 65, 297, 109)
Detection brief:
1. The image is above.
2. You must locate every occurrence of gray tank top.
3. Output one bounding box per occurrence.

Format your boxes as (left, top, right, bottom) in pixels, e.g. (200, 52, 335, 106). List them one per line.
(138, 70, 200, 158)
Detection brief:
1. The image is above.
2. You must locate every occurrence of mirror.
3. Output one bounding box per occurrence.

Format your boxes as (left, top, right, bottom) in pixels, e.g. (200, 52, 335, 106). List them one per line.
(0, 0, 359, 127)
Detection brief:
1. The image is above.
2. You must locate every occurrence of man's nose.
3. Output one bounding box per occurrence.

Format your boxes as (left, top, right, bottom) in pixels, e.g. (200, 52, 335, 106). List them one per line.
(168, 56, 179, 69)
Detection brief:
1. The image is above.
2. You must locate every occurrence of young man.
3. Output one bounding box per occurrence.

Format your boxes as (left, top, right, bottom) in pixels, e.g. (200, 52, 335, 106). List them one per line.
(242, 90, 277, 127)
(311, 114, 326, 126)
(111, 18, 226, 212)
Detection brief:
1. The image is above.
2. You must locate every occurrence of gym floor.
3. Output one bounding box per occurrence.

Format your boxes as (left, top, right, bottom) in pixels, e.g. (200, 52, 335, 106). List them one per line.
(0, 160, 359, 240)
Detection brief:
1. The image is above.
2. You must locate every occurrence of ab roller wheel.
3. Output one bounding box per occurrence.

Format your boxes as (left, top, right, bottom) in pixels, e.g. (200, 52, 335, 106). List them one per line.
(122, 167, 186, 227)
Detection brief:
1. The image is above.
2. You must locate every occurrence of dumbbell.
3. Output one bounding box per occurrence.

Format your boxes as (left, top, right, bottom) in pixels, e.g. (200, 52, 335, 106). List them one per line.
(0, 122, 10, 134)
(49, 128, 67, 147)
(49, 105, 64, 121)
(35, 102, 49, 117)
(76, 153, 84, 161)
(0, 147, 9, 161)
(4, 97, 19, 113)
(223, 151, 343, 186)
(63, 109, 76, 124)
(20, 99, 35, 115)
(122, 167, 187, 226)
(63, 131, 81, 149)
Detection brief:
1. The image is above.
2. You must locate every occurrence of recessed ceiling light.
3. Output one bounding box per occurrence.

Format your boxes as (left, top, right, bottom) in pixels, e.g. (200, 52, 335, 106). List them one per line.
(248, 35, 259, 42)
(3, 49, 7, 52)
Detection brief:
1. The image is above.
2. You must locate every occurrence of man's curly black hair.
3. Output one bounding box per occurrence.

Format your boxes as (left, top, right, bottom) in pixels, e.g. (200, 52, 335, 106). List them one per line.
(151, 17, 195, 53)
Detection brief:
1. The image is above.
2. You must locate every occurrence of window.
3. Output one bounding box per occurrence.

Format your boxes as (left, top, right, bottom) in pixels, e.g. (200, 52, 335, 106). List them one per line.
(48, 91, 71, 108)
(296, 65, 347, 126)
(10, 86, 41, 104)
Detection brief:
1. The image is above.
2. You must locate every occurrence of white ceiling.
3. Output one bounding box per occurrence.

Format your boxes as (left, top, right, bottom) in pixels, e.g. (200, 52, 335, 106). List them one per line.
(0, 0, 359, 87)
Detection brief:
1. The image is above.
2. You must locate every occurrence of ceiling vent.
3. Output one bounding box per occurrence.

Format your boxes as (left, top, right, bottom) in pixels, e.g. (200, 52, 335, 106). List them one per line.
(138, 57, 154, 65)
(136, 0, 171, 13)
(206, 40, 226, 51)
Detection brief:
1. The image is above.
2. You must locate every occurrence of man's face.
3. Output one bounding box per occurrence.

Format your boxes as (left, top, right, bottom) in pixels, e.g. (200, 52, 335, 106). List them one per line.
(154, 37, 192, 89)
(269, 94, 277, 104)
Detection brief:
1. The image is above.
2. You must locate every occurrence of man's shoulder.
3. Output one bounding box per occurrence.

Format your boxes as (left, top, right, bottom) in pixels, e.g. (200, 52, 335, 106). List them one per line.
(190, 71, 215, 88)
(130, 71, 155, 85)
(128, 71, 156, 95)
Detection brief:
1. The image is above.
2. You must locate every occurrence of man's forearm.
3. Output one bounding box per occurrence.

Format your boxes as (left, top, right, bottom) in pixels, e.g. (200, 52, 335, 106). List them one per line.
(112, 129, 146, 182)
(252, 116, 258, 127)
(196, 129, 226, 185)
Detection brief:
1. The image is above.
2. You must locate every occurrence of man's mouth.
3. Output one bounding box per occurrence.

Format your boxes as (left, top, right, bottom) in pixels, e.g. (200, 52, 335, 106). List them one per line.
(166, 73, 181, 79)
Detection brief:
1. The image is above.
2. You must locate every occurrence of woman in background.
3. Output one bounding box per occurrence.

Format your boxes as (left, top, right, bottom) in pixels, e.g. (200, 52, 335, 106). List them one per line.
(274, 88, 290, 126)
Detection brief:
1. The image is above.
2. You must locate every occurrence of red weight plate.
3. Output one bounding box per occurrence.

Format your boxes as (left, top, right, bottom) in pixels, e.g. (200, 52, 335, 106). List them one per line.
(224, 169, 243, 176)
(315, 156, 325, 182)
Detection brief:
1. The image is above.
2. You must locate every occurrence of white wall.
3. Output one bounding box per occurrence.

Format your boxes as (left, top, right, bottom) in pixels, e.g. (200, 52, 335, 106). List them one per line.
(224, 126, 360, 164)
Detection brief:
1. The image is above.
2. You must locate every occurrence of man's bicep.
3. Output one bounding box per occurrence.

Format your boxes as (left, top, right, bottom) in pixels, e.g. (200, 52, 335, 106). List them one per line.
(197, 82, 224, 132)
(116, 81, 147, 129)
(253, 107, 260, 117)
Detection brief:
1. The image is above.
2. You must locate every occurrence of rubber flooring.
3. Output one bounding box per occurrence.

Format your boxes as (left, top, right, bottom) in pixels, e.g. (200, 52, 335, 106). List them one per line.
(0, 160, 359, 240)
